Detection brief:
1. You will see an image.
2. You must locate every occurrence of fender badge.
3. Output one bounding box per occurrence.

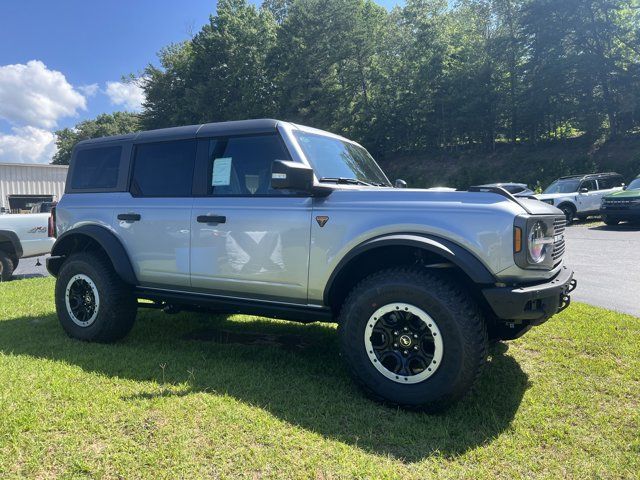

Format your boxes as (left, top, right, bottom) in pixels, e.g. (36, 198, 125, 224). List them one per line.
(316, 216, 329, 227)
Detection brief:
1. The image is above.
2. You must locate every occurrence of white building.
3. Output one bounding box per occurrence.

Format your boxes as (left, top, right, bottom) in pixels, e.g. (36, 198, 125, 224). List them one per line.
(0, 163, 68, 213)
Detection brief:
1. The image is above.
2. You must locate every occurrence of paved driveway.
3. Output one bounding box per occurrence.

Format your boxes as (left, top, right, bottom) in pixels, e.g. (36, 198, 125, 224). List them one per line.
(564, 224, 640, 318)
(12, 254, 49, 280)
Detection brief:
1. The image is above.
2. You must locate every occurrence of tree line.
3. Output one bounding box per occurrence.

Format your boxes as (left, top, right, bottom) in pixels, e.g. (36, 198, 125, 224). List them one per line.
(54, 0, 640, 165)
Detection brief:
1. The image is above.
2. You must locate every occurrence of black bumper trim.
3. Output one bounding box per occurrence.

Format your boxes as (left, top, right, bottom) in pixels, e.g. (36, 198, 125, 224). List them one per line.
(482, 266, 576, 323)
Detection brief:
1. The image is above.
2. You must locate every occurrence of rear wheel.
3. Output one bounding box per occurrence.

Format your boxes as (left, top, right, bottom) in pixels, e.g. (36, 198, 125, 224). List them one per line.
(55, 252, 137, 342)
(338, 268, 488, 411)
(0, 250, 15, 281)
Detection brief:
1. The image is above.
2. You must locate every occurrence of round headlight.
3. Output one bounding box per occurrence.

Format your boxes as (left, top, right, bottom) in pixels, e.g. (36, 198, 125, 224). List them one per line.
(528, 221, 549, 264)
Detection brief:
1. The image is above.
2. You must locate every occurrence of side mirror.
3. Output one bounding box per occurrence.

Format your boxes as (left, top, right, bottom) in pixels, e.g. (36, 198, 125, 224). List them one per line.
(395, 179, 407, 188)
(271, 160, 314, 192)
(623, 184, 628, 190)
(579, 187, 589, 193)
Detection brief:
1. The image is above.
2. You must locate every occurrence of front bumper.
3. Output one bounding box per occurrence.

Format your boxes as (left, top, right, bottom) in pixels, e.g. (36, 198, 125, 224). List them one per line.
(600, 206, 640, 221)
(482, 266, 576, 324)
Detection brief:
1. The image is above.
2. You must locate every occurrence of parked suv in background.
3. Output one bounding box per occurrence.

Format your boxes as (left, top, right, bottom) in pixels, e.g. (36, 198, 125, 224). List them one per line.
(600, 175, 640, 225)
(47, 119, 576, 411)
(535, 172, 625, 224)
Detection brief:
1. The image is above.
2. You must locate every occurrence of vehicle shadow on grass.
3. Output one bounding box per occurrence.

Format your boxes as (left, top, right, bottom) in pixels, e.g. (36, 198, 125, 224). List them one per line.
(0, 310, 530, 463)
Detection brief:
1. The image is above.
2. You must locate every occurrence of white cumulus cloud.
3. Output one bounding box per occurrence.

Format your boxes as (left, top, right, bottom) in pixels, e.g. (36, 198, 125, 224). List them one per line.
(78, 83, 99, 97)
(105, 79, 145, 111)
(0, 126, 57, 164)
(0, 60, 87, 129)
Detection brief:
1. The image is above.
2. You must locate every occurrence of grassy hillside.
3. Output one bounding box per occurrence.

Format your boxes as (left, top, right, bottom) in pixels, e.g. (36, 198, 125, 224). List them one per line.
(378, 135, 640, 190)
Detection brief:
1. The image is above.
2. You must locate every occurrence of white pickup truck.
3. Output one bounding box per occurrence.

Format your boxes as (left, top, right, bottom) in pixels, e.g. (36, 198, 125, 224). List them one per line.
(0, 212, 55, 280)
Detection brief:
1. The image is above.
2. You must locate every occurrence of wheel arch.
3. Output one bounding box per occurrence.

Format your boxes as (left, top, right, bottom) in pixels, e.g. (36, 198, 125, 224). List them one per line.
(323, 234, 497, 313)
(47, 225, 137, 285)
(0, 230, 23, 258)
(556, 201, 576, 213)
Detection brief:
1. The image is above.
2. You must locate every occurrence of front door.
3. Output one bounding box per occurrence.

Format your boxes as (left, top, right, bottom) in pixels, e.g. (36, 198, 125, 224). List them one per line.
(113, 139, 196, 288)
(576, 179, 600, 212)
(191, 134, 312, 303)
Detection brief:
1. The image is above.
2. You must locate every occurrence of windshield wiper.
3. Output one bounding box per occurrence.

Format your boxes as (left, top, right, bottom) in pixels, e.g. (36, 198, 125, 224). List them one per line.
(319, 177, 374, 187)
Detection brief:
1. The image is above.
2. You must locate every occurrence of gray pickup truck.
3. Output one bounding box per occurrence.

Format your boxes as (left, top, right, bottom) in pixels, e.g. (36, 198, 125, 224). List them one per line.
(47, 119, 576, 410)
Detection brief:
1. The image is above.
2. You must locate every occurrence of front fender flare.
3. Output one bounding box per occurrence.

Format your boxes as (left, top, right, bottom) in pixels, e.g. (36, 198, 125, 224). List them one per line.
(47, 225, 137, 284)
(323, 233, 497, 305)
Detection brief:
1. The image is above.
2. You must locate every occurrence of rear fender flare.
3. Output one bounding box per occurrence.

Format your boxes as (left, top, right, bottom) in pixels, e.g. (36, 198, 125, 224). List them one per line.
(48, 225, 137, 284)
(0, 230, 23, 258)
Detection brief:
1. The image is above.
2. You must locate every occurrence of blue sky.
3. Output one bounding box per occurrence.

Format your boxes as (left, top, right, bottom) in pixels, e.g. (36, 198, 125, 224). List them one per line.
(0, 0, 402, 163)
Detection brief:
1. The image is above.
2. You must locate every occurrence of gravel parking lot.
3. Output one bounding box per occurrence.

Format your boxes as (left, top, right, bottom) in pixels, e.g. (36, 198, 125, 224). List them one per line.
(12, 224, 640, 317)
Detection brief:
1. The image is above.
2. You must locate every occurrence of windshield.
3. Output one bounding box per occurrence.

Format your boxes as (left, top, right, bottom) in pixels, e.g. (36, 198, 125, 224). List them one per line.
(627, 178, 640, 190)
(293, 131, 391, 186)
(543, 179, 581, 194)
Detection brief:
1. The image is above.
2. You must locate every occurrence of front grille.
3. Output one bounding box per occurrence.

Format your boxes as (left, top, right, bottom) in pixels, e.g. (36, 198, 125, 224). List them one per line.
(552, 216, 566, 261)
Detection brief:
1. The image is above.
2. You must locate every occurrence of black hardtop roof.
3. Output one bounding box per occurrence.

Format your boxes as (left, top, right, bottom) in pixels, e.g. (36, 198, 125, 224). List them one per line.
(75, 118, 283, 148)
(558, 172, 622, 180)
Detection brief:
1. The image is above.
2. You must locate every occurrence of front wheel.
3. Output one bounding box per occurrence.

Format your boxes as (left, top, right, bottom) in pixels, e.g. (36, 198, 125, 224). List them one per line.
(55, 252, 137, 342)
(560, 204, 576, 225)
(338, 268, 488, 411)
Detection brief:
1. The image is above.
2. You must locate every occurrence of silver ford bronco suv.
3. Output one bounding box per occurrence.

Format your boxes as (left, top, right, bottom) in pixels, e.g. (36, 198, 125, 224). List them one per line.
(48, 119, 576, 411)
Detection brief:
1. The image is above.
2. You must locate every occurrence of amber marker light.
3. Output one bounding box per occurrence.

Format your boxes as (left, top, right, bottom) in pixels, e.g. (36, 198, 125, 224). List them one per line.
(514, 226, 522, 253)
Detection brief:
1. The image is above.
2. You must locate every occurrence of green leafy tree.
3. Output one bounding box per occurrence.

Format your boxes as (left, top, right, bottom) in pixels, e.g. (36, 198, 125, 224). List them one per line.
(52, 112, 141, 165)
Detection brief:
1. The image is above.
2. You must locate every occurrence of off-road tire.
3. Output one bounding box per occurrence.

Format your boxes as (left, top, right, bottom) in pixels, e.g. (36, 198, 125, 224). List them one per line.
(55, 252, 137, 342)
(338, 267, 488, 412)
(0, 250, 15, 281)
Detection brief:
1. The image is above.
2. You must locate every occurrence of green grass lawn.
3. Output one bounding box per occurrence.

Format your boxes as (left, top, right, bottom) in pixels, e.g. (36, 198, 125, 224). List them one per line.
(1, 278, 638, 479)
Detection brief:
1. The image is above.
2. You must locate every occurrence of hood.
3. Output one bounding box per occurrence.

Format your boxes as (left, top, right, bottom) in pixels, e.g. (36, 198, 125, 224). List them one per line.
(516, 197, 563, 215)
(534, 192, 571, 201)
(325, 186, 562, 216)
(604, 188, 640, 199)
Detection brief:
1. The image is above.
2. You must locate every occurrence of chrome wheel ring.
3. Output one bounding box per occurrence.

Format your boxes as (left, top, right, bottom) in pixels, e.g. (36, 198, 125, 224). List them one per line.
(65, 274, 100, 327)
(364, 303, 444, 384)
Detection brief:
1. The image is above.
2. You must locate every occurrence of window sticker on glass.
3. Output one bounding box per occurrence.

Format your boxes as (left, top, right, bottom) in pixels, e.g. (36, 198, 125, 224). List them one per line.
(212, 157, 232, 186)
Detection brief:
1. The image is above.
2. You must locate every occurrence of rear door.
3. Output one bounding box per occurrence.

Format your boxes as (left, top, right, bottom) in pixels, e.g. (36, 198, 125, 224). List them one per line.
(576, 179, 600, 212)
(596, 176, 624, 200)
(113, 139, 196, 288)
(190, 134, 313, 303)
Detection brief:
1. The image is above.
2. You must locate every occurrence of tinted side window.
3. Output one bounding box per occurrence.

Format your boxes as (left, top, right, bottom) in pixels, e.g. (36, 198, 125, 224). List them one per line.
(131, 140, 196, 197)
(597, 178, 613, 189)
(207, 134, 291, 196)
(599, 176, 624, 189)
(581, 180, 597, 191)
(71, 146, 122, 189)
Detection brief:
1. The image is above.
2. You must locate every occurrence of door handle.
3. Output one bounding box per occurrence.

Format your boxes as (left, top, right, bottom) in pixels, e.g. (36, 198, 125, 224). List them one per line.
(197, 215, 226, 224)
(117, 213, 141, 222)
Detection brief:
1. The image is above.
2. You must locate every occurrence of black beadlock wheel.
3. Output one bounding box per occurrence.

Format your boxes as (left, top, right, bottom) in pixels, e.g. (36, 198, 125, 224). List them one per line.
(0, 250, 15, 282)
(55, 252, 137, 342)
(338, 267, 488, 412)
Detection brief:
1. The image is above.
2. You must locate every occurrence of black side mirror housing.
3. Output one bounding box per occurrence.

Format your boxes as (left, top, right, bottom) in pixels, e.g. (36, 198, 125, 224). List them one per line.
(579, 187, 589, 193)
(271, 160, 314, 192)
(395, 179, 407, 188)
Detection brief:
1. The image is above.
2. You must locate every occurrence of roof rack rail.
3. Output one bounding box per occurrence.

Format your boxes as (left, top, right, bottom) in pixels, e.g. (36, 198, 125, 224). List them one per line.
(468, 185, 532, 214)
(559, 172, 620, 180)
